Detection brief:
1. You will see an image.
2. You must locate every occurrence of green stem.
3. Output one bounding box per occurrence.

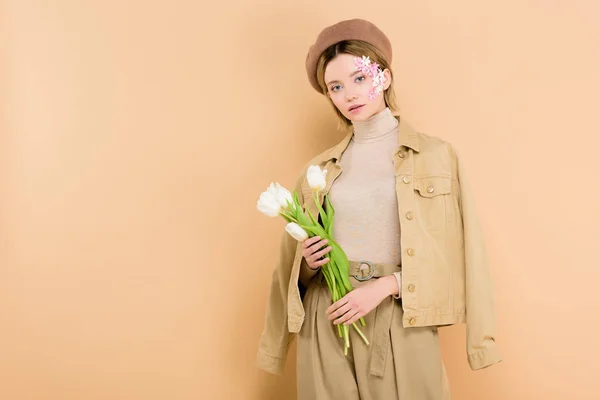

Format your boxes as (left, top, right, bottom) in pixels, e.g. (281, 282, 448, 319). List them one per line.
(344, 325, 350, 349)
(279, 209, 296, 222)
(352, 323, 369, 345)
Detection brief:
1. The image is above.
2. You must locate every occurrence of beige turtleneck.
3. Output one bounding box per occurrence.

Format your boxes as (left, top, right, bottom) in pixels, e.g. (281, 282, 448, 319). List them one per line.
(298, 107, 402, 294)
(328, 107, 402, 266)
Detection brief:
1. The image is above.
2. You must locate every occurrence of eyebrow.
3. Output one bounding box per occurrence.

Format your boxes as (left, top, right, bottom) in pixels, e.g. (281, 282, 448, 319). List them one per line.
(325, 70, 361, 86)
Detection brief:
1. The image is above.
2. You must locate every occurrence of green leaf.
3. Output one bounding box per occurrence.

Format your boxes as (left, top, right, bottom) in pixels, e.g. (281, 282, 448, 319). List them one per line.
(298, 224, 320, 236)
(313, 192, 329, 229)
(293, 190, 301, 207)
(305, 209, 328, 237)
(324, 195, 335, 236)
(306, 206, 318, 226)
(329, 243, 353, 292)
(296, 209, 311, 227)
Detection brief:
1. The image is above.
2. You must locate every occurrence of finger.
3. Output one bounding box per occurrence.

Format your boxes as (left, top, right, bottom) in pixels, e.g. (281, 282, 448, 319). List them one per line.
(308, 246, 331, 264)
(306, 236, 321, 246)
(314, 246, 332, 259)
(326, 296, 349, 314)
(343, 311, 363, 326)
(328, 302, 351, 321)
(303, 237, 321, 256)
(308, 258, 324, 269)
(335, 309, 359, 325)
(318, 238, 330, 248)
(307, 253, 320, 265)
(308, 238, 328, 252)
(314, 257, 329, 267)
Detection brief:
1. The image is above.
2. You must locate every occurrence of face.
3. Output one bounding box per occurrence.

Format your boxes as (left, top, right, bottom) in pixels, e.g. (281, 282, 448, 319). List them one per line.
(324, 53, 392, 122)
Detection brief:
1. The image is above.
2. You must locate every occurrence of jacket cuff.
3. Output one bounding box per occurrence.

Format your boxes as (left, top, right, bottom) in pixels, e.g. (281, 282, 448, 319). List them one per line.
(468, 344, 502, 370)
(256, 351, 285, 375)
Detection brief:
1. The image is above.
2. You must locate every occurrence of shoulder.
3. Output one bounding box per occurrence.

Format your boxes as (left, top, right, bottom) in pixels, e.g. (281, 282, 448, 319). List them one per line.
(415, 131, 458, 158)
(412, 130, 461, 179)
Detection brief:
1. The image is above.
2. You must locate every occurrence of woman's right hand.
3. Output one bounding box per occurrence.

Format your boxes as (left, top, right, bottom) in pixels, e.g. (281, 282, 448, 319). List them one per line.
(302, 236, 333, 270)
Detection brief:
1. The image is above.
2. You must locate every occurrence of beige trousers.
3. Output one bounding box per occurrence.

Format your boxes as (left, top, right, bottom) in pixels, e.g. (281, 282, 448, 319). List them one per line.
(297, 267, 451, 400)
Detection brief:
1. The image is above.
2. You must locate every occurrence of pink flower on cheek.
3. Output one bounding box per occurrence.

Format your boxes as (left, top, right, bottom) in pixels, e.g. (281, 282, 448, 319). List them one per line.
(369, 63, 380, 77)
(353, 55, 371, 73)
(353, 55, 386, 102)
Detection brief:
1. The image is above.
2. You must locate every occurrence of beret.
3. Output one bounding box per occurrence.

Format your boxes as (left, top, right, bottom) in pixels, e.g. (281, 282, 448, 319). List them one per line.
(305, 18, 392, 93)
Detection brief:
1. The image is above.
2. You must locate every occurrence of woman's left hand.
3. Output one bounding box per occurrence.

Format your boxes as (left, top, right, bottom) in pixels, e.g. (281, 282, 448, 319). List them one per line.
(326, 278, 392, 326)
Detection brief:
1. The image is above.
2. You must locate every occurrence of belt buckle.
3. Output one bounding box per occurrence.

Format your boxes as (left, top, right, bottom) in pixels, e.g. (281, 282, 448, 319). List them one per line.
(353, 260, 376, 281)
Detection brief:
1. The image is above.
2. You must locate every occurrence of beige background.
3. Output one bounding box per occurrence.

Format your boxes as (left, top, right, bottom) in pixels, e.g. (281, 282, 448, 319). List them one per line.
(2, 1, 600, 399)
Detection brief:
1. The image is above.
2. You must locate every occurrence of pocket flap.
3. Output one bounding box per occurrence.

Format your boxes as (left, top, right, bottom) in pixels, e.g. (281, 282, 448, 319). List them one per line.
(414, 176, 452, 197)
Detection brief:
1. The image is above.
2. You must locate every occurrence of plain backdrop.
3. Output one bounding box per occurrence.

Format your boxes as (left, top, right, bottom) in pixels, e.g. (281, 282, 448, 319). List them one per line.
(2, 1, 600, 399)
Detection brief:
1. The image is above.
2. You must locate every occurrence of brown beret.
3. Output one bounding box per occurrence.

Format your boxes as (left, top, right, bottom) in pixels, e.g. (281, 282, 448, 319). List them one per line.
(305, 18, 392, 93)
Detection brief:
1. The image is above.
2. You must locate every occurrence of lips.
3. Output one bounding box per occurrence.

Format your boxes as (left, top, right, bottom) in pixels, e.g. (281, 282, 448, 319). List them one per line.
(348, 104, 364, 112)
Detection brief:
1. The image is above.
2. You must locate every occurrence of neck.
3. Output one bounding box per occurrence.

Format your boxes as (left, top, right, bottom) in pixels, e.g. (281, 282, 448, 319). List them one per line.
(351, 107, 398, 143)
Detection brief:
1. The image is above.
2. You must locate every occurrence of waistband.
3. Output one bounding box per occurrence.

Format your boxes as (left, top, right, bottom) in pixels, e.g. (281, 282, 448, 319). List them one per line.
(316, 260, 401, 285)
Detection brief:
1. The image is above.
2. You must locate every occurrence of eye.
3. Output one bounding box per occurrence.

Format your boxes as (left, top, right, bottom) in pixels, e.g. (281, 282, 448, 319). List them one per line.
(355, 75, 365, 83)
(330, 84, 342, 92)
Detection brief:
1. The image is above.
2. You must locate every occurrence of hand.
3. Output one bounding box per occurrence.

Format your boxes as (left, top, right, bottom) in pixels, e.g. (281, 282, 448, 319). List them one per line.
(326, 278, 391, 326)
(301, 235, 332, 270)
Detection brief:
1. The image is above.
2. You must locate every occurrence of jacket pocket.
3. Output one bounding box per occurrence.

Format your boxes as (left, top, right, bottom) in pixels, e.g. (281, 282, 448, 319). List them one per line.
(413, 176, 453, 231)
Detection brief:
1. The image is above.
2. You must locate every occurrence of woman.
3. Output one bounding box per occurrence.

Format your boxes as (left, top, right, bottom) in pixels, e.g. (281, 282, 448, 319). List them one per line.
(257, 18, 501, 400)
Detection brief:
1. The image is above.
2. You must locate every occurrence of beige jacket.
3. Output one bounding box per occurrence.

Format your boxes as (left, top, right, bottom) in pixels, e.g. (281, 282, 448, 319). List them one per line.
(256, 118, 502, 374)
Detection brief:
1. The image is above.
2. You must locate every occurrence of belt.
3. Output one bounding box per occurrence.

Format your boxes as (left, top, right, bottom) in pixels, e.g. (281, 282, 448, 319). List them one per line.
(316, 260, 402, 377)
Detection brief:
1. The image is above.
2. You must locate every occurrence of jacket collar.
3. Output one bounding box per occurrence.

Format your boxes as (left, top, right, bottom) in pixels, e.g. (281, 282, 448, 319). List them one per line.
(314, 117, 420, 165)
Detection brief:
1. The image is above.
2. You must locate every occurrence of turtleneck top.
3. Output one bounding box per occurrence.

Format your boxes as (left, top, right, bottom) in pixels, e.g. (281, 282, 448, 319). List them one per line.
(298, 107, 403, 295)
(328, 107, 402, 266)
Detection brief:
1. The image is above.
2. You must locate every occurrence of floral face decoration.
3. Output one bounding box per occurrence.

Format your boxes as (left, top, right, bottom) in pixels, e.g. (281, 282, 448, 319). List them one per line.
(353, 55, 386, 101)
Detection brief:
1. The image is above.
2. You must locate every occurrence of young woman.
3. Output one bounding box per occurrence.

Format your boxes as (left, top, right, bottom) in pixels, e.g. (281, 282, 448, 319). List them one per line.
(257, 18, 501, 400)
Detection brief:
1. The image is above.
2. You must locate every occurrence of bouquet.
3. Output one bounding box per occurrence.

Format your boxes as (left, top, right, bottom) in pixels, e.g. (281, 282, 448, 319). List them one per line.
(256, 165, 369, 354)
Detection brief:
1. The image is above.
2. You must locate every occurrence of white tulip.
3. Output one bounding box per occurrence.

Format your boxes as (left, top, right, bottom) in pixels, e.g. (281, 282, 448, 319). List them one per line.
(257, 188, 281, 217)
(307, 165, 327, 192)
(272, 182, 293, 209)
(285, 222, 309, 242)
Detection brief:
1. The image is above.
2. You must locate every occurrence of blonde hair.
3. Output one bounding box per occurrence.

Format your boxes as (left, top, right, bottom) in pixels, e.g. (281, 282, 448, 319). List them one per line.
(315, 40, 399, 133)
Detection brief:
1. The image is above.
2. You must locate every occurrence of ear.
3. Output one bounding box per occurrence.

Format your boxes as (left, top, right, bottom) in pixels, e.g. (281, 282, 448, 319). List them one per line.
(383, 68, 392, 90)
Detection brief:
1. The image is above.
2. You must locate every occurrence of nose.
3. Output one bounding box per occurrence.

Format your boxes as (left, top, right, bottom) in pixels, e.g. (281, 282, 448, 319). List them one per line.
(346, 92, 358, 102)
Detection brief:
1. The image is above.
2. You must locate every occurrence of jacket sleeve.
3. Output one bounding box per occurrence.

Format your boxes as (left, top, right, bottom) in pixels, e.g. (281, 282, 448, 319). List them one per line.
(255, 172, 305, 375)
(450, 144, 503, 370)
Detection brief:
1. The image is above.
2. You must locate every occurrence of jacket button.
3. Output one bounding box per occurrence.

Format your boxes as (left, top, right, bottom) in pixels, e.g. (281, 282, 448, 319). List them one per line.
(407, 248, 415, 256)
(408, 284, 415, 292)
(409, 318, 416, 325)
(398, 151, 405, 158)
(406, 211, 414, 220)
(427, 185, 434, 193)
(402, 176, 410, 184)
